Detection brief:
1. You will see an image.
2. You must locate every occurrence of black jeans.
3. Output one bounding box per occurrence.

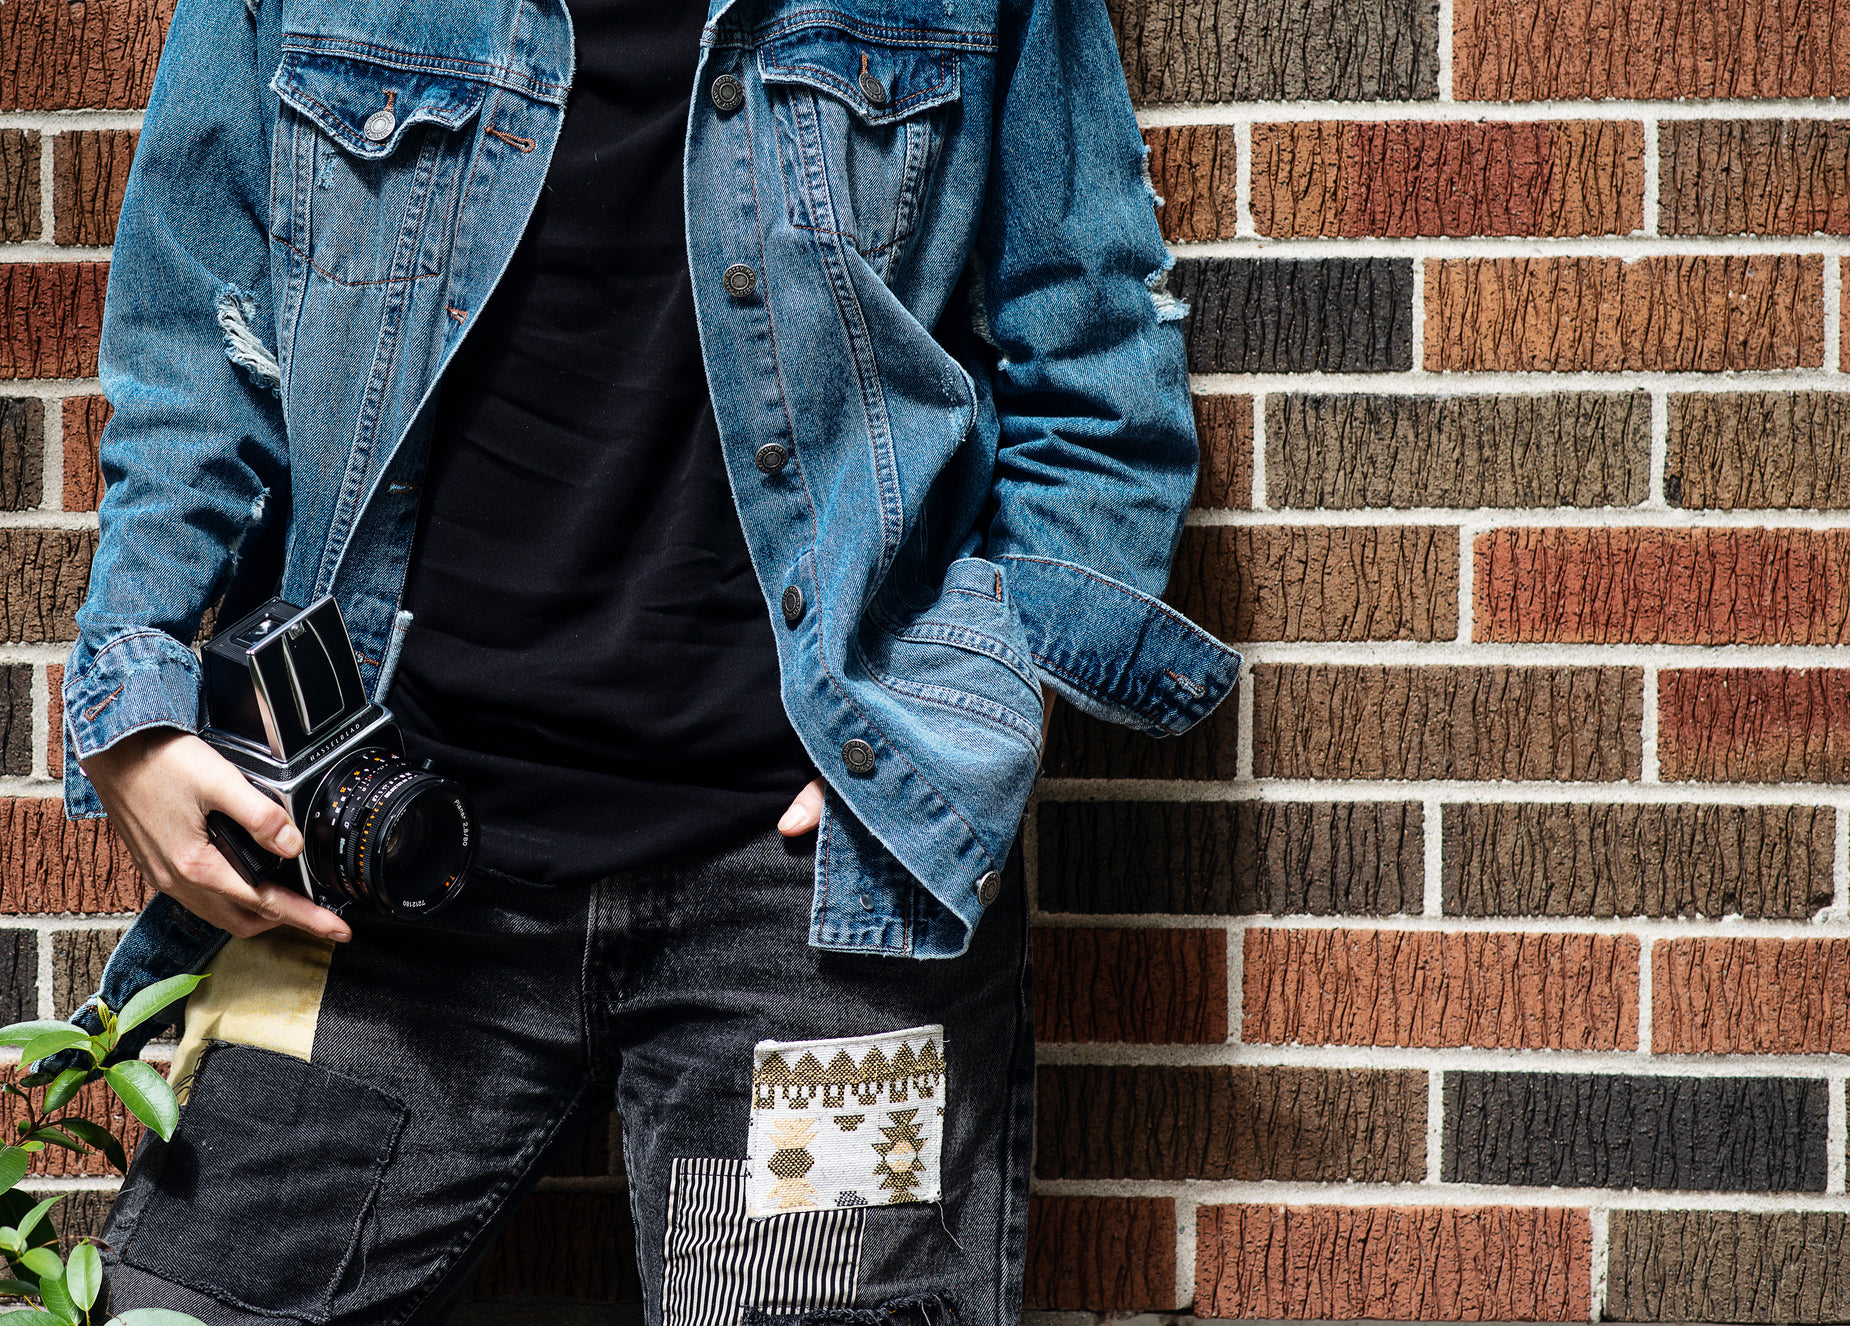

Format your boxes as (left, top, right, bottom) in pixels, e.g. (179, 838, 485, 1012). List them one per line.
(100, 828, 1034, 1326)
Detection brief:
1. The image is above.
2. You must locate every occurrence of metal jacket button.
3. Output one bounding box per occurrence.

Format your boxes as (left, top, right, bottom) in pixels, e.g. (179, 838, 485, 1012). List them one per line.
(856, 53, 888, 107)
(781, 584, 805, 626)
(754, 443, 789, 474)
(710, 73, 744, 114)
(363, 109, 396, 142)
(841, 739, 876, 775)
(975, 871, 1002, 906)
(723, 263, 757, 299)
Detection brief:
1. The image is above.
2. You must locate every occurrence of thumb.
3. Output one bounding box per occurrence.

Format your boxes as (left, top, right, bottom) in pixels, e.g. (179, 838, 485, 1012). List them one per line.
(198, 757, 304, 858)
(778, 778, 826, 836)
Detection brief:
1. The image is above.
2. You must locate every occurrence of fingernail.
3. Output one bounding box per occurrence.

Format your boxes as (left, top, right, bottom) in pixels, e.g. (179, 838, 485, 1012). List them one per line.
(778, 809, 801, 833)
(332, 930, 351, 943)
(279, 827, 305, 856)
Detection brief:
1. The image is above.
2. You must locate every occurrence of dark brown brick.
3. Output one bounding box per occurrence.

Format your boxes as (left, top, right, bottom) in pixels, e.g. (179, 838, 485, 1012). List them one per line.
(0, 668, 28, 777)
(1669, 393, 1850, 509)
(52, 129, 134, 246)
(1254, 121, 1643, 237)
(0, 129, 38, 241)
(1654, 937, 1850, 1054)
(1168, 525, 1458, 641)
(1036, 799, 1422, 916)
(0, 263, 108, 379)
(1041, 691, 1240, 781)
(0, 798, 149, 914)
(0, 928, 34, 1025)
(51, 928, 115, 1020)
(466, 1192, 640, 1301)
(1175, 258, 1413, 373)
(1034, 926, 1227, 1043)
(1036, 1065, 1425, 1181)
(0, 529, 95, 642)
(1106, 0, 1437, 102)
(61, 395, 108, 511)
(1661, 121, 1850, 236)
(1443, 803, 1834, 919)
(1026, 1196, 1177, 1311)
(25, 1189, 115, 1252)
(1, 397, 44, 511)
(1197, 1204, 1592, 1320)
(1146, 125, 1238, 243)
(1268, 393, 1649, 508)
(1659, 668, 1850, 783)
(1253, 665, 1644, 781)
(1476, 528, 1850, 645)
(1427, 255, 1824, 372)
(0, 0, 177, 109)
(1191, 393, 1251, 509)
(1607, 1211, 1850, 1322)
(1245, 928, 1640, 1050)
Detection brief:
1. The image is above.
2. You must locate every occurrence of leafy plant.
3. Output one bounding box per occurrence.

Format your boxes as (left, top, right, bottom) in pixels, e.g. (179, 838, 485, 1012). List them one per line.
(0, 974, 208, 1325)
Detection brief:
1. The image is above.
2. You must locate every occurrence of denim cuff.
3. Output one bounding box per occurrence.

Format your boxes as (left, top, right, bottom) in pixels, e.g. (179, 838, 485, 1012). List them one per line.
(62, 629, 204, 819)
(996, 553, 1241, 736)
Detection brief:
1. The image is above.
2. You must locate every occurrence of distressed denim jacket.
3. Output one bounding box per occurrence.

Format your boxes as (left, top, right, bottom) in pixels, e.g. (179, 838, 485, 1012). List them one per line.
(60, 0, 1242, 1048)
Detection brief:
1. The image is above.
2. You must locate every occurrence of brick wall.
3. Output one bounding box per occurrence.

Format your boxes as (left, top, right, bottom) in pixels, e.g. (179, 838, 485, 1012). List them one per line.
(4, 0, 1850, 1319)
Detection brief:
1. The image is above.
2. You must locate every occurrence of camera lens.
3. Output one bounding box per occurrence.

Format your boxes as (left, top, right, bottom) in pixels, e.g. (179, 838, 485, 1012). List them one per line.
(304, 748, 474, 917)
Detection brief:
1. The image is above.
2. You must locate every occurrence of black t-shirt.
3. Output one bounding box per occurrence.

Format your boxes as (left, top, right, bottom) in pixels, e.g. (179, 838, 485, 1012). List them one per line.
(388, 0, 815, 885)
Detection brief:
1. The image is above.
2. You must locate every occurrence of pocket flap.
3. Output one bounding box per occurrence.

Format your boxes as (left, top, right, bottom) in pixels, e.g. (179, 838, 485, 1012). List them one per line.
(759, 27, 959, 125)
(273, 49, 488, 158)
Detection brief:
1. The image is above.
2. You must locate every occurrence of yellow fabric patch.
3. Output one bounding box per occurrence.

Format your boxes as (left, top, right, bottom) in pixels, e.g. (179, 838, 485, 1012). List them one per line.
(171, 928, 335, 1101)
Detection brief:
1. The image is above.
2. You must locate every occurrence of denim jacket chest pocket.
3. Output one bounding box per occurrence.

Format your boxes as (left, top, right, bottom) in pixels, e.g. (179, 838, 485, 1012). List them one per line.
(758, 24, 971, 283)
(270, 51, 486, 288)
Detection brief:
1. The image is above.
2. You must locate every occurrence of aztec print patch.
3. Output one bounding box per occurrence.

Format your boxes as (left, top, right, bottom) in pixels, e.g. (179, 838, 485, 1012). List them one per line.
(664, 1157, 863, 1326)
(747, 1025, 945, 1218)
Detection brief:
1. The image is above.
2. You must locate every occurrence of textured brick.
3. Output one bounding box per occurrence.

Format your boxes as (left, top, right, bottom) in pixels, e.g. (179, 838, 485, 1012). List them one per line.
(1659, 668, 1850, 783)
(0, 398, 44, 511)
(44, 664, 60, 779)
(1168, 525, 1458, 641)
(1268, 392, 1649, 508)
(1042, 691, 1240, 780)
(52, 130, 134, 246)
(0, 668, 27, 777)
(0, 0, 177, 109)
(1173, 258, 1413, 373)
(1443, 803, 1833, 919)
(1196, 1204, 1592, 1320)
(1477, 528, 1850, 645)
(0, 529, 96, 642)
(61, 395, 108, 511)
(1661, 121, 1850, 235)
(0, 929, 35, 1025)
(1191, 393, 1251, 508)
(51, 929, 117, 1022)
(1607, 1211, 1850, 1322)
(1146, 125, 1238, 243)
(0, 1078, 144, 1177)
(466, 1193, 640, 1301)
(0, 129, 38, 242)
(1026, 1196, 1177, 1312)
(0, 799, 149, 914)
(1654, 938, 1850, 1054)
(1426, 256, 1824, 372)
(1037, 1065, 1425, 1181)
(1244, 928, 1639, 1049)
(1254, 121, 1642, 237)
(1106, 0, 1437, 102)
(1669, 393, 1850, 509)
(0, 263, 107, 379)
(1037, 799, 1422, 916)
(1253, 665, 1643, 781)
(1034, 927, 1228, 1043)
(1445, 1073, 1826, 1191)
(25, 1189, 114, 1251)
(1454, 0, 1850, 99)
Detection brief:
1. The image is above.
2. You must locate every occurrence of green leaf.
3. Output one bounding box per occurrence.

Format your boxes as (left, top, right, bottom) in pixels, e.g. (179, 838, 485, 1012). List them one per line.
(101, 1063, 177, 1143)
(0, 1311, 66, 1324)
(15, 1249, 59, 1281)
(112, 976, 205, 1042)
(17, 1135, 76, 1158)
(56, 1122, 123, 1175)
(11, 1198, 58, 1248)
(36, 1075, 83, 1120)
(61, 1247, 96, 1315)
(0, 1280, 35, 1298)
(0, 1231, 19, 1257)
(33, 1273, 70, 1324)
(13, 1032, 87, 1070)
(0, 1024, 75, 1050)
(0, 1151, 28, 1197)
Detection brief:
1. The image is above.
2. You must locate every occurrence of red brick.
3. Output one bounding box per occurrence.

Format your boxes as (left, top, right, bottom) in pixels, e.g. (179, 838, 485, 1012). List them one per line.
(1654, 938, 1850, 1055)
(1659, 669, 1850, 783)
(0, 0, 176, 110)
(0, 263, 107, 379)
(1034, 927, 1228, 1044)
(1476, 528, 1850, 646)
(1196, 1204, 1592, 1320)
(0, 129, 39, 242)
(0, 1077, 146, 1177)
(60, 396, 108, 512)
(0, 798, 148, 914)
(1427, 256, 1823, 372)
(0, 529, 96, 642)
(1027, 1196, 1177, 1311)
(1453, 0, 1850, 99)
(1254, 121, 1642, 237)
(44, 664, 60, 780)
(52, 130, 135, 246)
(1145, 125, 1238, 243)
(1243, 928, 1639, 1050)
(1192, 394, 1251, 509)
(1661, 121, 1850, 236)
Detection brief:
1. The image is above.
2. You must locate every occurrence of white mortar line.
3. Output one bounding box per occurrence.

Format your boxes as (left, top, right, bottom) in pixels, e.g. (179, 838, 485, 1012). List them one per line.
(1589, 1207, 1611, 1323)
(1, 244, 112, 263)
(1035, 778, 1850, 808)
(35, 130, 53, 245)
(1233, 120, 1254, 240)
(1186, 505, 1850, 528)
(0, 380, 102, 399)
(1191, 369, 1850, 393)
(1234, 670, 1254, 783)
(1647, 391, 1668, 508)
(1455, 519, 1475, 641)
(0, 112, 144, 132)
(1169, 234, 1850, 258)
(1249, 391, 1267, 509)
(1827, 257, 1843, 375)
(1094, 636, 1850, 666)
(1425, 1069, 1446, 1184)
(1828, 1076, 1846, 1193)
(0, 779, 62, 798)
(1226, 918, 1244, 1044)
(1835, 808, 1849, 923)
(1040, 912, 1850, 941)
(1435, 0, 1454, 101)
(12, 1178, 126, 1192)
(0, 511, 99, 531)
(1636, 936, 1654, 1053)
(0, 645, 77, 666)
(1641, 669, 1660, 784)
(1036, 1041, 1850, 1074)
(1174, 1196, 1197, 1312)
(1136, 99, 1850, 126)
(1409, 256, 1426, 373)
(1422, 799, 1444, 917)
(34, 930, 53, 1020)
(1641, 120, 1660, 237)
(0, 919, 133, 933)
(28, 664, 47, 784)
(1030, 1176, 1850, 1210)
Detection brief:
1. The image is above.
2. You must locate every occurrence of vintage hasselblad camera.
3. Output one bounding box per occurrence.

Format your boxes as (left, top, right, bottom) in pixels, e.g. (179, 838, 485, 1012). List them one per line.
(200, 596, 475, 918)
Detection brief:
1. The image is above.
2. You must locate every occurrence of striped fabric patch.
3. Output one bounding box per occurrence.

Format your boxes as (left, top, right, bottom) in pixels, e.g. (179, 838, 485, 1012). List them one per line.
(664, 1157, 864, 1326)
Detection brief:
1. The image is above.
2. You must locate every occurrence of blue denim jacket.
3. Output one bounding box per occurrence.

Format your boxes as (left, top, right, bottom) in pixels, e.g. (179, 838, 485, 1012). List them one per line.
(60, 0, 1241, 1046)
